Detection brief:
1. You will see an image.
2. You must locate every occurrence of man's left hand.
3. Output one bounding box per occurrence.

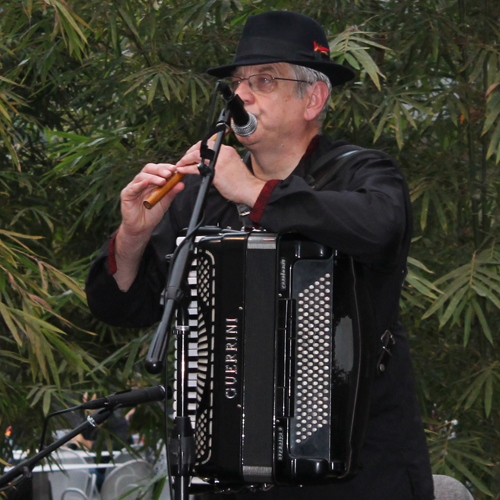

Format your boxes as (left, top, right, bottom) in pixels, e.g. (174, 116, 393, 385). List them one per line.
(176, 141, 265, 207)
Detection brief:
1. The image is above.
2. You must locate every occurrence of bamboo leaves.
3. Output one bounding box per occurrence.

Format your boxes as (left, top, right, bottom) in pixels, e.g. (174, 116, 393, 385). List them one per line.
(402, 256, 440, 312)
(123, 64, 185, 104)
(329, 28, 432, 149)
(371, 90, 431, 149)
(483, 83, 500, 163)
(172, 0, 243, 40)
(429, 426, 493, 496)
(411, 178, 456, 233)
(0, 229, 94, 388)
(123, 64, 212, 108)
(423, 248, 500, 346)
(42, 0, 90, 59)
(0, 80, 25, 170)
(457, 363, 500, 418)
(45, 130, 128, 177)
(330, 29, 388, 91)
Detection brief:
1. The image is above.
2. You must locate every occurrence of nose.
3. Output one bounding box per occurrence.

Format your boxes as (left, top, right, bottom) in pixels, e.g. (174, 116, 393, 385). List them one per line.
(234, 79, 255, 104)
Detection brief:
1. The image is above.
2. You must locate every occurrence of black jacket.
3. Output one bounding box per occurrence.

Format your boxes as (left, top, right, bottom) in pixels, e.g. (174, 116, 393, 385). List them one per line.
(86, 136, 434, 499)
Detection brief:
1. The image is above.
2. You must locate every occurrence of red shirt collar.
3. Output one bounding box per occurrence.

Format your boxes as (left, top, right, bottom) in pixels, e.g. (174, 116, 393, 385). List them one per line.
(303, 135, 321, 159)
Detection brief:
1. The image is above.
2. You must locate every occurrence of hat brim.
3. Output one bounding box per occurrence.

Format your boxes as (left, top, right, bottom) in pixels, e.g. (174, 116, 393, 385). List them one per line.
(207, 57, 355, 87)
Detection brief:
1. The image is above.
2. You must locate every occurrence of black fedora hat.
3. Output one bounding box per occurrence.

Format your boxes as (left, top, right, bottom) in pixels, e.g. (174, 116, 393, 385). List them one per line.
(207, 11, 354, 87)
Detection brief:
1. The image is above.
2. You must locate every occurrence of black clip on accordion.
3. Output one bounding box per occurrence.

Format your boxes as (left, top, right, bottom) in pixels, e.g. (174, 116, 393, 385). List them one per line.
(178, 230, 374, 489)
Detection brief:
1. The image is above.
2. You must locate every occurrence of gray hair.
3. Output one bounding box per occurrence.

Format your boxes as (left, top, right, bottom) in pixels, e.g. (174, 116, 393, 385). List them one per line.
(289, 64, 332, 125)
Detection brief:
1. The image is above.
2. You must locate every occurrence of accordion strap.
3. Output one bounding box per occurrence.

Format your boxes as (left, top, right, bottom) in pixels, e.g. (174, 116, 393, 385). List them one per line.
(308, 145, 413, 376)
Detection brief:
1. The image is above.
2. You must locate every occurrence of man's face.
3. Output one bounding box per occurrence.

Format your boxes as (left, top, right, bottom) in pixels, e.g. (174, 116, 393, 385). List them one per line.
(230, 63, 312, 149)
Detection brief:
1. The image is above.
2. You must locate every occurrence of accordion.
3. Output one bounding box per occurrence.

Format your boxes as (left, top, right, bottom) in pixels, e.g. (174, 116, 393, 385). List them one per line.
(177, 231, 373, 488)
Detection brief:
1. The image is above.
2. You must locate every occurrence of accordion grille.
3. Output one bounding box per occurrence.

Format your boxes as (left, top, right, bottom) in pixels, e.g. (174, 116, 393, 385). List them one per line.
(293, 272, 333, 444)
(194, 249, 215, 464)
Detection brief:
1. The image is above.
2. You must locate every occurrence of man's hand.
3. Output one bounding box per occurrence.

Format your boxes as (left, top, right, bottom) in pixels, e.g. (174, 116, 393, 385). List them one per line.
(176, 141, 265, 207)
(120, 163, 184, 238)
(113, 141, 266, 292)
(114, 163, 184, 292)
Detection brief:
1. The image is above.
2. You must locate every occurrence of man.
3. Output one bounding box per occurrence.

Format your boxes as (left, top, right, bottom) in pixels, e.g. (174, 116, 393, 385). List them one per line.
(86, 11, 434, 500)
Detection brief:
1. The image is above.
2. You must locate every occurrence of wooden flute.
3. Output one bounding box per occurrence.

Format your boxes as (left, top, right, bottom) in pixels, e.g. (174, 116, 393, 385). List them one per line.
(143, 171, 185, 209)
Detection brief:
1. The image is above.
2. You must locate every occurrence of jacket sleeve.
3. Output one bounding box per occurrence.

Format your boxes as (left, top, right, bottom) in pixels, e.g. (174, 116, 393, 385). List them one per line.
(84, 176, 233, 329)
(85, 237, 168, 328)
(254, 156, 408, 269)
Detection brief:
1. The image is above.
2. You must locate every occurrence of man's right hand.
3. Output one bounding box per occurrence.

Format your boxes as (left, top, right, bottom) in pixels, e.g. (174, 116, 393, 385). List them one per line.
(120, 163, 185, 237)
(114, 163, 185, 292)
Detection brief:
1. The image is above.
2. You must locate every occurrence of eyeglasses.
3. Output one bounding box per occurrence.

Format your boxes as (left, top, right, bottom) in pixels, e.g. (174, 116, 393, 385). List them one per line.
(227, 73, 311, 94)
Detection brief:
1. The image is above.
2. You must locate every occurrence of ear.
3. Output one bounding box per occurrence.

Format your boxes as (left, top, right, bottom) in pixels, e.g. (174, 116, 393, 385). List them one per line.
(303, 81, 330, 122)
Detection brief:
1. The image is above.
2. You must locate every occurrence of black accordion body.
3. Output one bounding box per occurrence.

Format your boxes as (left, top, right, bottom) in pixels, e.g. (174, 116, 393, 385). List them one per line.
(178, 231, 373, 488)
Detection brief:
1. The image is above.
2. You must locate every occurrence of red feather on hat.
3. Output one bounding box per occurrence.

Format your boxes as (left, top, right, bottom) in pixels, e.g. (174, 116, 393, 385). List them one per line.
(314, 41, 330, 54)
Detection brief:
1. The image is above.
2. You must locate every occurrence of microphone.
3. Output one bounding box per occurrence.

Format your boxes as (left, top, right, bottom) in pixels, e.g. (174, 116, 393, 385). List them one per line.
(218, 81, 257, 137)
(79, 385, 166, 410)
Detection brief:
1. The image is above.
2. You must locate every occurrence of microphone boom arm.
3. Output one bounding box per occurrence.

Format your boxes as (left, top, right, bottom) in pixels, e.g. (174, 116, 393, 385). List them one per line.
(0, 408, 113, 488)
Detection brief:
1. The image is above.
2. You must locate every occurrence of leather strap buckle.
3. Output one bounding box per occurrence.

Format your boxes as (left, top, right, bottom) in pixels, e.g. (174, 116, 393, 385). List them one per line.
(377, 330, 395, 376)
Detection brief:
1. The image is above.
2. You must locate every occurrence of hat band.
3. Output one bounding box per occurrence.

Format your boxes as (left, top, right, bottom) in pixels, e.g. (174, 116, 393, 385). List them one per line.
(234, 36, 330, 65)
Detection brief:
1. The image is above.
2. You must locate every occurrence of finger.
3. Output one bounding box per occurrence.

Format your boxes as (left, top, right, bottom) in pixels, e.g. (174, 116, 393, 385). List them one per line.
(130, 172, 168, 190)
(142, 163, 177, 178)
(183, 141, 202, 155)
(122, 176, 166, 202)
(177, 141, 211, 168)
(176, 151, 202, 169)
(175, 164, 204, 175)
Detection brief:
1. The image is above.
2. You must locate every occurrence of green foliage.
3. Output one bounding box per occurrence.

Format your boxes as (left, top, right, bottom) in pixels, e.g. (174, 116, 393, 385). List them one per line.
(422, 247, 500, 347)
(0, 0, 499, 497)
(428, 420, 494, 497)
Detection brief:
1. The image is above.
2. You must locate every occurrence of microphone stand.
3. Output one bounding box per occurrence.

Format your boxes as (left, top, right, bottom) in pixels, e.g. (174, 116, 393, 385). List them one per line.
(145, 104, 232, 500)
(0, 408, 113, 488)
(145, 106, 230, 375)
(169, 305, 194, 500)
